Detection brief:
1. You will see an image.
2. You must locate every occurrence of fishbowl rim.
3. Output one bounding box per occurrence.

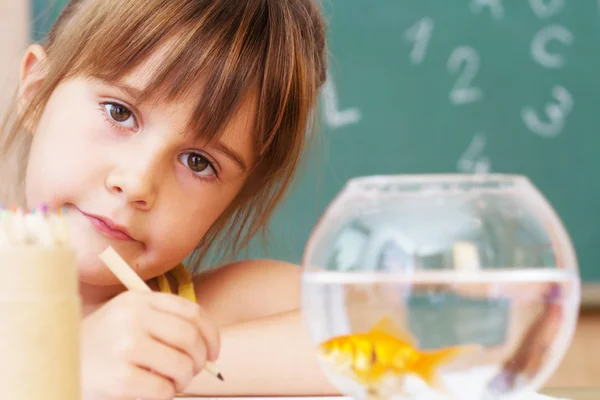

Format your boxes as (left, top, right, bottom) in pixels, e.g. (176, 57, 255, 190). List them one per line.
(344, 173, 530, 192)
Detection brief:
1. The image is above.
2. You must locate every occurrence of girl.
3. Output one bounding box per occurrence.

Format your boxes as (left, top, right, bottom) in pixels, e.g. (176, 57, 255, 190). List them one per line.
(0, 0, 337, 399)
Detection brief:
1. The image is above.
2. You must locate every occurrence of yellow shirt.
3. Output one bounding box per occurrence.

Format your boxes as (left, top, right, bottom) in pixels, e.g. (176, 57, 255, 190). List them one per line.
(155, 264, 197, 302)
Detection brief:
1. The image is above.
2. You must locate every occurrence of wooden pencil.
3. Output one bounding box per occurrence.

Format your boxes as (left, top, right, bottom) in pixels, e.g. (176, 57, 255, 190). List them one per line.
(99, 246, 224, 381)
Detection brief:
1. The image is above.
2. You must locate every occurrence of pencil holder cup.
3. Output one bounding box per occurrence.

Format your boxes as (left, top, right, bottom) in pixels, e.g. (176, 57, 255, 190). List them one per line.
(0, 210, 80, 400)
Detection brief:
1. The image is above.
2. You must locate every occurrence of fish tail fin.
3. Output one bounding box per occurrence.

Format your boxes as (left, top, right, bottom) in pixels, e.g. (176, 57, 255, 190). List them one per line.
(415, 346, 471, 393)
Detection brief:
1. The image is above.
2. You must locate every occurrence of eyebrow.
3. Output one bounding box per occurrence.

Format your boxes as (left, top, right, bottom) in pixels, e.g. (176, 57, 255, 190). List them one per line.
(214, 141, 247, 172)
(106, 80, 145, 100)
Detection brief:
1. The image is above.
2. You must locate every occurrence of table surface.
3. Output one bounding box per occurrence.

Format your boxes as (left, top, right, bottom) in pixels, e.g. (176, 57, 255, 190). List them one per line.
(542, 388, 600, 400)
(177, 389, 600, 400)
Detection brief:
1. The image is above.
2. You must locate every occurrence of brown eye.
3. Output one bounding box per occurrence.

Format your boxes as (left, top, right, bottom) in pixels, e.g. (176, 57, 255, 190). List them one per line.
(102, 102, 137, 130)
(188, 154, 209, 172)
(108, 104, 132, 122)
(179, 152, 217, 179)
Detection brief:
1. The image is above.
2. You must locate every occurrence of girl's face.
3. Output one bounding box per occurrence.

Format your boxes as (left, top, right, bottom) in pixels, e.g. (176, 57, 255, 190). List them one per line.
(23, 47, 256, 285)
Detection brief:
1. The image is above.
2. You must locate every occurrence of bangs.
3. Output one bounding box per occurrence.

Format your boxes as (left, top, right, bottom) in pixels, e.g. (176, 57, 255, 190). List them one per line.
(49, 0, 296, 151)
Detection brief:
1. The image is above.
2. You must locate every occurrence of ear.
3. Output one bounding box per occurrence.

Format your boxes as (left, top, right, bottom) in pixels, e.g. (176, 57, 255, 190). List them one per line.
(18, 44, 48, 117)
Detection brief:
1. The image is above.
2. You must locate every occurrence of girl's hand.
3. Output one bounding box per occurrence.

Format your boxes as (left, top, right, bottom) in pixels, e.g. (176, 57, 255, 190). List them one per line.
(81, 291, 221, 400)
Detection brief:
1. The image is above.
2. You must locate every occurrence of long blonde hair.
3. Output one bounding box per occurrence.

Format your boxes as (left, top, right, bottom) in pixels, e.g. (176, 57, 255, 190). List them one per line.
(0, 0, 327, 270)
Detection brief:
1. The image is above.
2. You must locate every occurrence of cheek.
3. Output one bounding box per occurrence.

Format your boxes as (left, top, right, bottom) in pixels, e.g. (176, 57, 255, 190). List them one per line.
(149, 185, 241, 261)
(145, 210, 209, 269)
(25, 100, 104, 207)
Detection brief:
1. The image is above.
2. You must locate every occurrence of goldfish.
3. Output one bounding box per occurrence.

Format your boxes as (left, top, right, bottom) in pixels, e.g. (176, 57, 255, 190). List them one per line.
(318, 316, 477, 397)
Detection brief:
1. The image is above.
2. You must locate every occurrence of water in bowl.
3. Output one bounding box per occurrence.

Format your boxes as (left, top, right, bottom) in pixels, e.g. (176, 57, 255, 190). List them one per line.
(302, 268, 580, 400)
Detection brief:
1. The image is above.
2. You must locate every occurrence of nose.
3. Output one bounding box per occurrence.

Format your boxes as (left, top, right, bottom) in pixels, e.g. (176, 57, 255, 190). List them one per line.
(105, 154, 161, 211)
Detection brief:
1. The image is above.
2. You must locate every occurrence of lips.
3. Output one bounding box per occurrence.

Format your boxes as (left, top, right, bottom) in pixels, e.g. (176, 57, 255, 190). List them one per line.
(79, 209, 135, 241)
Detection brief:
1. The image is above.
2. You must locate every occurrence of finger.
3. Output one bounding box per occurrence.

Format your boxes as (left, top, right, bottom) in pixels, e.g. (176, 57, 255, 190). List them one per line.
(144, 308, 207, 374)
(129, 336, 195, 393)
(114, 364, 175, 400)
(149, 293, 221, 361)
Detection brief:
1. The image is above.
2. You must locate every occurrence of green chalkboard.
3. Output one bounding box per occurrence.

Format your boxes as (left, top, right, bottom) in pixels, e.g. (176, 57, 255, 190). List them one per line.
(31, 1, 600, 283)
(31, 0, 68, 42)
(408, 293, 510, 349)
(258, 0, 600, 285)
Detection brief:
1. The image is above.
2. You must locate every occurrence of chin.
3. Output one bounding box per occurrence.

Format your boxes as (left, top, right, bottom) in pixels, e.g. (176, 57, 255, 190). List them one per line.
(76, 256, 124, 286)
(64, 210, 147, 285)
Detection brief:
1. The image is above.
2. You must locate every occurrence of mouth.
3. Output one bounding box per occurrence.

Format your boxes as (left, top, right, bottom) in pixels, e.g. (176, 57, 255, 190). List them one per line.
(78, 209, 135, 242)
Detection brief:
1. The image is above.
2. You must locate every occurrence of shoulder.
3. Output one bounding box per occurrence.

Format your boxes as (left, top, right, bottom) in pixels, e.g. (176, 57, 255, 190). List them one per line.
(192, 259, 302, 327)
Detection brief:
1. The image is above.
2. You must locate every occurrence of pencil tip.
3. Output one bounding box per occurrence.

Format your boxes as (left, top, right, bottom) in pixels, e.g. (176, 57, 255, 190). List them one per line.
(217, 373, 224, 381)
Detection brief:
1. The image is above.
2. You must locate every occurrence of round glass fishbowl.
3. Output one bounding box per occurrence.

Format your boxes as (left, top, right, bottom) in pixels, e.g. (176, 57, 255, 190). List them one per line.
(301, 174, 580, 400)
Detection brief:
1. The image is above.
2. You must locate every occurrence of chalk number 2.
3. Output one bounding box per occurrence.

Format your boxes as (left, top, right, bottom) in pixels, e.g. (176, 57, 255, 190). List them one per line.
(447, 46, 484, 105)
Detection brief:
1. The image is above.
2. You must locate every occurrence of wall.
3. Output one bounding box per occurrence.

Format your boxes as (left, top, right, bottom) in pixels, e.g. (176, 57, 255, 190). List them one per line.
(0, 0, 28, 116)
(547, 312, 600, 387)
